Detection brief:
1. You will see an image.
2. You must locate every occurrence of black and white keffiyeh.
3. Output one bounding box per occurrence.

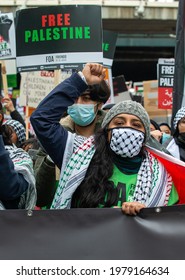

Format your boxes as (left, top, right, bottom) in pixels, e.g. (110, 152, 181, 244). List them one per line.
(173, 107, 185, 130)
(51, 133, 172, 209)
(109, 127, 144, 158)
(4, 119, 26, 144)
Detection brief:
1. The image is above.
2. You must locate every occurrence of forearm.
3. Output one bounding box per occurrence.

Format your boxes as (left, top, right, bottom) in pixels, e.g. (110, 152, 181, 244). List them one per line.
(10, 110, 26, 128)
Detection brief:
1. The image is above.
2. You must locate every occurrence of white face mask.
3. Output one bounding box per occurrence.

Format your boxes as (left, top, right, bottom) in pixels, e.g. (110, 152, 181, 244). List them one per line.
(109, 127, 145, 158)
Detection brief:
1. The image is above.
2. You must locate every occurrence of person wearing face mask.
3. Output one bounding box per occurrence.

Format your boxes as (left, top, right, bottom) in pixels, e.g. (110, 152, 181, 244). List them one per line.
(30, 63, 179, 215)
(60, 81, 110, 137)
(165, 107, 185, 162)
(159, 122, 172, 144)
(33, 71, 110, 209)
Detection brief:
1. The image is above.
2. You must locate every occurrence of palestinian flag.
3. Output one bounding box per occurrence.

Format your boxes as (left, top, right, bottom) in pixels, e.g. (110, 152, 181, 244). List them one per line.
(147, 146, 185, 204)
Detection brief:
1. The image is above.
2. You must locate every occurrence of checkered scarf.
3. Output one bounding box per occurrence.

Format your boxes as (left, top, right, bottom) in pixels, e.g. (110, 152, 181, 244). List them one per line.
(109, 127, 144, 158)
(51, 134, 172, 209)
(173, 107, 185, 130)
(4, 120, 26, 144)
(0, 145, 36, 210)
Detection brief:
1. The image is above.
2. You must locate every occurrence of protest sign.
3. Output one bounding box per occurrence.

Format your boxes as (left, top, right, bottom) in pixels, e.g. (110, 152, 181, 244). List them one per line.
(19, 70, 72, 108)
(158, 58, 174, 109)
(103, 30, 117, 67)
(16, 5, 103, 72)
(0, 13, 16, 59)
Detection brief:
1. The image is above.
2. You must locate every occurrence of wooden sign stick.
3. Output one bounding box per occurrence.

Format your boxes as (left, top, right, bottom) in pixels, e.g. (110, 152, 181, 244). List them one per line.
(0, 60, 9, 97)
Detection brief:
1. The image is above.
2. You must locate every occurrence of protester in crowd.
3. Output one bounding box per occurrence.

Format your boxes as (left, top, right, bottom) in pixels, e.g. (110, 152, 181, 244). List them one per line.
(3, 119, 26, 148)
(101, 100, 170, 154)
(165, 107, 185, 162)
(160, 122, 171, 135)
(159, 122, 172, 144)
(0, 102, 36, 209)
(31, 63, 178, 215)
(34, 77, 111, 208)
(144, 118, 171, 155)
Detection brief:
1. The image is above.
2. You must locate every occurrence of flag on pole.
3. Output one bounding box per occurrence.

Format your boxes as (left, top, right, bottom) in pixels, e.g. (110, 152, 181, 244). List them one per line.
(172, 0, 185, 130)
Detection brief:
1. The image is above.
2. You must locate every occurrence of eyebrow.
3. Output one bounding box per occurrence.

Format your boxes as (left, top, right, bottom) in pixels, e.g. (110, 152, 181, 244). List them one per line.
(81, 94, 91, 98)
(113, 116, 142, 123)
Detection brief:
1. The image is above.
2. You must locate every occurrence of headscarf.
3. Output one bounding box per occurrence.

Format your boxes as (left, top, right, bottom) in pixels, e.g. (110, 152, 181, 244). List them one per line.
(4, 119, 26, 144)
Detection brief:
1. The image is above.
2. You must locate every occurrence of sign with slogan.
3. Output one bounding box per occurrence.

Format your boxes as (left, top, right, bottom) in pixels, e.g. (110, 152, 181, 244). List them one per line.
(16, 5, 103, 72)
(103, 30, 117, 67)
(143, 80, 172, 124)
(19, 70, 72, 108)
(158, 58, 174, 109)
(0, 13, 16, 59)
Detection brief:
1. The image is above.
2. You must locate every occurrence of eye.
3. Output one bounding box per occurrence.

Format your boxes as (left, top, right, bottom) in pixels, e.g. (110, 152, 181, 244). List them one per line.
(82, 95, 91, 102)
(180, 118, 185, 124)
(115, 120, 124, 126)
(133, 122, 143, 129)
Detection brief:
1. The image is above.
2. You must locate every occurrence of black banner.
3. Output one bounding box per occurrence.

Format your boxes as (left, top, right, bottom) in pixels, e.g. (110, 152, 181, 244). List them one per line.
(1, 206, 185, 260)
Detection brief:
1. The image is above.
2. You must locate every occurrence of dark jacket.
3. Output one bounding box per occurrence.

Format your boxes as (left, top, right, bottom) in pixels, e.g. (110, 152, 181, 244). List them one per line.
(0, 135, 32, 209)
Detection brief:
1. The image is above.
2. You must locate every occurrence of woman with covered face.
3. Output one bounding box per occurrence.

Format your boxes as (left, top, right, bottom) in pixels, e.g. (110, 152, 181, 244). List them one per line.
(30, 63, 178, 215)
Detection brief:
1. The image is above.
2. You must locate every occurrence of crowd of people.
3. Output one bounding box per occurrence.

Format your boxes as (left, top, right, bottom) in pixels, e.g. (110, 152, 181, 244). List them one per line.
(1, 62, 185, 215)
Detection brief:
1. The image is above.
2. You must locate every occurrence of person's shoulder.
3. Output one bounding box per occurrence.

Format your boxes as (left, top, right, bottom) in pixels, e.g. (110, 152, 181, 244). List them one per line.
(60, 115, 75, 132)
(163, 136, 173, 148)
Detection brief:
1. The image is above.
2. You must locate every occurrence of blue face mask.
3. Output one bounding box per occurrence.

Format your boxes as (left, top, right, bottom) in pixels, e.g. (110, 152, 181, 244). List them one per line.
(67, 103, 97, 126)
(162, 133, 171, 144)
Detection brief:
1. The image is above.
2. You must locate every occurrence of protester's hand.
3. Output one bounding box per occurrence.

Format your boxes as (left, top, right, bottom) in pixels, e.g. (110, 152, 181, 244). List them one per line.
(150, 130, 162, 142)
(2, 97, 15, 113)
(82, 63, 106, 85)
(122, 202, 146, 215)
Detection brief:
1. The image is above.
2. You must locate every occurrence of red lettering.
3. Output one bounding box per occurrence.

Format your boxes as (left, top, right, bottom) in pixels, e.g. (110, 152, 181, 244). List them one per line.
(48, 14, 55, 26)
(41, 13, 70, 27)
(57, 14, 63, 26)
(40, 71, 54, 77)
(41, 15, 47, 27)
(64, 13, 70, 25)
